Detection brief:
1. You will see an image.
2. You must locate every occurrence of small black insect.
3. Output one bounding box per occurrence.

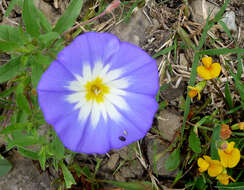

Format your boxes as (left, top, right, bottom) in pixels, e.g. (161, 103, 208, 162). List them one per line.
(119, 136, 126, 141)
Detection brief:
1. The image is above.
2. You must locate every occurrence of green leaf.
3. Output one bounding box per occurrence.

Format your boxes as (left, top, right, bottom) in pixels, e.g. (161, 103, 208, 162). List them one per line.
(218, 20, 233, 40)
(30, 55, 44, 88)
(60, 161, 76, 189)
(53, 0, 83, 34)
(16, 82, 31, 114)
(210, 125, 221, 160)
(9, 135, 40, 147)
(38, 146, 47, 171)
(165, 148, 180, 171)
(198, 48, 244, 55)
(23, 0, 40, 37)
(48, 132, 65, 160)
(0, 25, 26, 52)
(152, 45, 174, 58)
(18, 146, 39, 160)
(37, 9, 52, 33)
(104, 180, 155, 190)
(38, 32, 59, 47)
(1, 123, 31, 134)
(224, 81, 233, 109)
(0, 56, 24, 83)
(0, 158, 12, 176)
(189, 130, 202, 153)
(217, 182, 244, 190)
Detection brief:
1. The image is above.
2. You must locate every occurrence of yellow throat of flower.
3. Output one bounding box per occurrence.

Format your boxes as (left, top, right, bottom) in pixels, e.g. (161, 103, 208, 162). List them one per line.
(85, 77, 109, 103)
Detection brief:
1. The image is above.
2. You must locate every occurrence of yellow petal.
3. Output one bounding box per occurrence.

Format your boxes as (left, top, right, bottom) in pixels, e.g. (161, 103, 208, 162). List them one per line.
(225, 142, 235, 154)
(218, 149, 228, 168)
(216, 173, 230, 185)
(202, 57, 212, 68)
(228, 148, 241, 168)
(208, 160, 223, 177)
(209, 63, 221, 79)
(188, 89, 198, 98)
(197, 66, 212, 80)
(218, 147, 240, 168)
(203, 155, 212, 162)
(197, 158, 209, 172)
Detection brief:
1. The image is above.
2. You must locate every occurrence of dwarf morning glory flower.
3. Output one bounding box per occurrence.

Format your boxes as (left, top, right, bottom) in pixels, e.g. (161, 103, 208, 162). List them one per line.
(37, 32, 159, 154)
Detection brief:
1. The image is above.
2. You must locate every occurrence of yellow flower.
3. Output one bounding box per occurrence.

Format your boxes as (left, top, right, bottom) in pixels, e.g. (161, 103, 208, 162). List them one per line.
(216, 172, 235, 185)
(188, 80, 206, 100)
(238, 122, 244, 130)
(197, 56, 221, 80)
(218, 141, 241, 168)
(197, 155, 223, 177)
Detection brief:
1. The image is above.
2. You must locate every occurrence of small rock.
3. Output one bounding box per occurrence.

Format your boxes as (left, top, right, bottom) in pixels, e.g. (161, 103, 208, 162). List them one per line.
(0, 151, 52, 190)
(119, 160, 144, 179)
(190, 0, 220, 24)
(110, 8, 151, 46)
(146, 138, 179, 177)
(221, 11, 237, 32)
(158, 109, 181, 142)
(160, 83, 185, 101)
(113, 146, 137, 160)
(106, 153, 119, 170)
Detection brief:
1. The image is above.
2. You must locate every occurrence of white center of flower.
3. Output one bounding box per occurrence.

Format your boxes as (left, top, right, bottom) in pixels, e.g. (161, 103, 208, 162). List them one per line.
(65, 61, 129, 127)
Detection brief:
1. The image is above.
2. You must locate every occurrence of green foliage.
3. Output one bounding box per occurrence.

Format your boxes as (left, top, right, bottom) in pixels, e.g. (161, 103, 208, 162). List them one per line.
(165, 148, 180, 171)
(60, 161, 76, 189)
(189, 129, 202, 153)
(53, 0, 83, 34)
(23, 0, 41, 37)
(104, 180, 156, 190)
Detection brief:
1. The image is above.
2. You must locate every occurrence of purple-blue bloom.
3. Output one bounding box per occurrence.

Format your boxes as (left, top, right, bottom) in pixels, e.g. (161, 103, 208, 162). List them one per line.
(37, 32, 159, 154)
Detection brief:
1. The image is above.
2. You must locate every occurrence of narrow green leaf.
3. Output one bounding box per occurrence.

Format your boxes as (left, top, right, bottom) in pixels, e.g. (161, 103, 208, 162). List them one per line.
(1, 123, 31, 134)
(16, 82, 31, 114)
(18, 146, 39, 160)
(48, 132, 65, 160)
(38, 146, 47, 170)
(104, 180, 154, 190)
(8, 136, 40, 148)
(53, 0, 83, 34)
(60, 161, 76, 189)
(165, 148, 180, 171)
(189, 130, 202, 153)
(210, 125, 221, 160)
(0, 158, 12, 176)
(218, 20, 232, 40)
(0, 56, 24, 83)
(0, 25, 26, 52)
(198, 48, 244, 55)
(224, 82, 233, 109)
(37, 9, 52, 33)
(0, 86, 16, 98)
(23, 0, 40, 37)
(237, 53, 243, 80)
(38, 32, 59, 47)
(30, 55, 44, 88)
(152, 45, 174, 58)
(216, 182, 244, 190)
(180, 53, 200, 145)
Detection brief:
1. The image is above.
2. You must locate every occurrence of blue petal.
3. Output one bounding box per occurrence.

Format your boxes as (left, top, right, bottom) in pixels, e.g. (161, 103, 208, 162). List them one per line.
(38, 91, 75, 125)
(37, 60, 75, 92)
(57, 32, 120, 76)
